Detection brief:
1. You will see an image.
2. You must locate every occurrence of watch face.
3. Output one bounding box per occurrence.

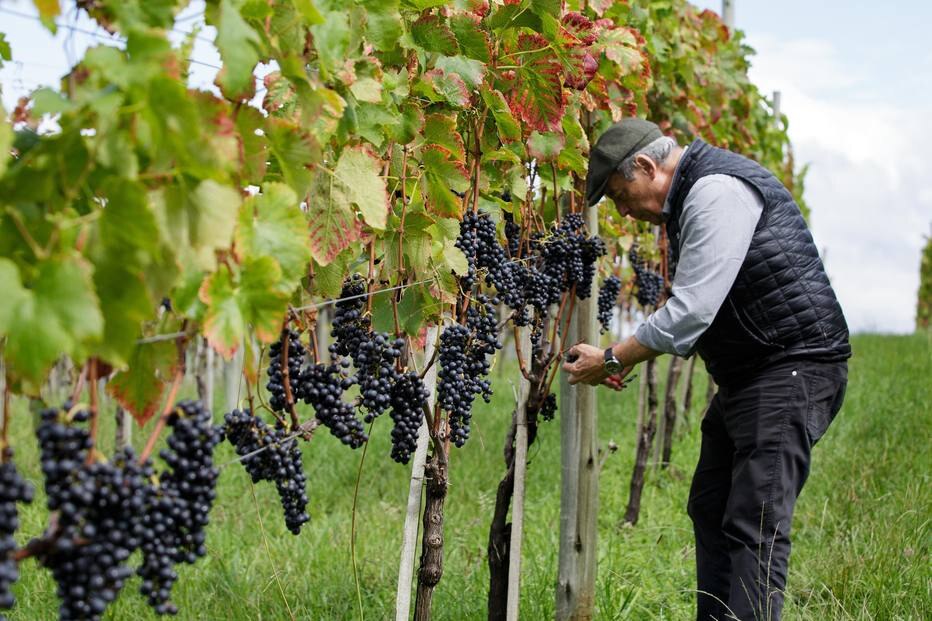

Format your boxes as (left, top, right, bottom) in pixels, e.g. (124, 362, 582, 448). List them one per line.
(605, 359, 623, 374)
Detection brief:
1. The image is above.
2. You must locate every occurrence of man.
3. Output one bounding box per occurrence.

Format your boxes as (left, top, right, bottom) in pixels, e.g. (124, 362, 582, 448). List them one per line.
(563, 118, 851, 621)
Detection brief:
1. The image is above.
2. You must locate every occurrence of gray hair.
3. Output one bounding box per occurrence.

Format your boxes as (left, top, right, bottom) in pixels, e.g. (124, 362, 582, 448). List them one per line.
(618, 136, 677, 180)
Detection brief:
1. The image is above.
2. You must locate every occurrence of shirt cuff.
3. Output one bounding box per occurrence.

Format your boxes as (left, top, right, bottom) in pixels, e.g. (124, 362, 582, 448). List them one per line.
(634, 321, 678, 356)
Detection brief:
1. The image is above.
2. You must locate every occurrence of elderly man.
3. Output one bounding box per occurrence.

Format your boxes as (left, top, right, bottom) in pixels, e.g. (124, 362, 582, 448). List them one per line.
(563, 118, 851, 620)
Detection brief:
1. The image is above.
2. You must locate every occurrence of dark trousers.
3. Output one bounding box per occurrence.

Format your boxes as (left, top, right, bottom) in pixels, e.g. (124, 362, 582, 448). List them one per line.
(687, 359, 848, 621)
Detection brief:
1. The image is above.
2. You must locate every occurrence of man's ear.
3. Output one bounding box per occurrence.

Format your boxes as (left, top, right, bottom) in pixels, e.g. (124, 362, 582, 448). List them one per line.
(635, 154, 657, 179)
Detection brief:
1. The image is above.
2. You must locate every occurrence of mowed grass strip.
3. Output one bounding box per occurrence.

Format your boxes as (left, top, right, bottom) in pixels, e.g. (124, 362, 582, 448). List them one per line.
(5, 333, 929, 620)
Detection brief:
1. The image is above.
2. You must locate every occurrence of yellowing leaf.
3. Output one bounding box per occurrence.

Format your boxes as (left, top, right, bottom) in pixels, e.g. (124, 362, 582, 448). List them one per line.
(236, 183, 311, 288)
(421, 146, 469, 219)
(307, 167, 365, 265)
(215, 0, 262, 99)
(334, 145, 390, 230)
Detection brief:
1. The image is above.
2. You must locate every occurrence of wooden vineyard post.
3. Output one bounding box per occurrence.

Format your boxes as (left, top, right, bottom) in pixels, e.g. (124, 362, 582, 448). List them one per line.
(680, 355, 698, 426)
(722, 0, 735, 28)
(224, 345, 244, 412)
(556, 206, 600, 621)
(195, 337, 215, 413)
(115, 405, 131, 449)
(505, 327, 532, 621)
(660, 357, 684, 468)
(396, 326, 439, 621)
(624, 358, 659, 526)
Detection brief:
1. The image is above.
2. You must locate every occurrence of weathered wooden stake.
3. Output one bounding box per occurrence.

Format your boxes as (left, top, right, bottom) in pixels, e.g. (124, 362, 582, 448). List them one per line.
(396, 326, 439, 621)
(505, 327, 532, 621)
(660, 357, 684, 468)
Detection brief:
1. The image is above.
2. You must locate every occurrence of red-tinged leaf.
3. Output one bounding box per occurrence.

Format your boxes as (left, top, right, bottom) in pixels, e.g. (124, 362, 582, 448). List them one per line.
(588, 0, 614, 17)
(411, 14, 459, 55)
(527, 130, 565, 162)
(562, 12, 597, 46)
(306, 167, 365, 265)
(419, 69, 471, 108)
(565, 51, 598, 90)
(421, 145, 469, 219)
(450, 12, 491, 63)
(424, 114, 466, 162)
(108, 340, 180, 427)
(505, 34, 566, 133)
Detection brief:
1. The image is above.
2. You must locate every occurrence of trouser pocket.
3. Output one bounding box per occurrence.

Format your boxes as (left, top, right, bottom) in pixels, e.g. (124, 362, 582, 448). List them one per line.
(803, 362, 848, 445)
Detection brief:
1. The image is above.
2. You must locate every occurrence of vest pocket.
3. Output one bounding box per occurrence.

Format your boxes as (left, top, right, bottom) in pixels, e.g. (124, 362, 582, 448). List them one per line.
(729, 298, 783, 349)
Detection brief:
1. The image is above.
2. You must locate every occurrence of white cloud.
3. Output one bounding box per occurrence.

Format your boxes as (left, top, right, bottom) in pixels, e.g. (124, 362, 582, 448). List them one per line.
(743, 34, 931, 333)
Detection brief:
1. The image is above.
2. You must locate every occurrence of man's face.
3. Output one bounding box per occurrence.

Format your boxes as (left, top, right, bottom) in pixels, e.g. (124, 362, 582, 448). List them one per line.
(604, 160, 665, 225)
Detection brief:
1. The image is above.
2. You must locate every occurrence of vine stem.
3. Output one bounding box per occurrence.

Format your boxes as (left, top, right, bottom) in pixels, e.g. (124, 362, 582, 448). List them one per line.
(138, 366, 184, 464)
(70, 364, 88, 405)
(85, 358, 99, 465)
(351, 422, 374, 621)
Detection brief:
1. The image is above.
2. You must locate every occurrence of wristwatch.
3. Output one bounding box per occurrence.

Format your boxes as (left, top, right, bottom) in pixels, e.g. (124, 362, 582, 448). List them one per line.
(604, 347, 623, 374)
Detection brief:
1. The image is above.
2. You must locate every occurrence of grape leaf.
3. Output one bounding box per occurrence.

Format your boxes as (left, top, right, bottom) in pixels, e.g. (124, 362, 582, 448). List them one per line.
(307, 167, 365, 265)
(266, 118, 321, 197)
(334, 145, 390, 230)
(450, 12, 491, 63)
(411, 14, 459, 56)
(421, 145, 469, 219)
(235, 182, 311, 289)
(361, 1, 403, 51)
(435, 55, 486, 90)
(416, 69, 471, 108)
(215, 0, 262, 100)
(34, 0, 60, 32)
(291, 0, 323, 25)
(108, 339, 179, 427)
(506, 34, 566, 132)
(424, 113, 465, 162)
(527, 130, 565, 162)
(310, 10, 352, 80)
(481, 87, 521, 143)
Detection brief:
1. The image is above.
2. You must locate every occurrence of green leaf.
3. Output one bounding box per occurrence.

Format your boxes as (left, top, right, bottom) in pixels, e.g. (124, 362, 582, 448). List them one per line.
(108, 340, 179, 427)
(435, 55, 486, 90)
(235, 106, 269, 183)
(34, 0, 60, 32)
(481, 87, 521, 143)
(334, 145, 390, 230)
(215, 0, 262, 99)
(416, 69, 471, 107)
(307, 167, 364, 265)
(239, 257, 291, 343)
(397, 284, 432, 334)
(0, 108, 11, 176)
(450, 12, 490, 63)
(527, 130, 565, 161)
(191, 180, 243, 267)
(386, 103, 424, 145)
(291, 0, 323, 25)
(421, 145, 469, 219)
(313, 248, 355, 298)
(424, 114, 465, 162)
(92, 262, 154, 367)
(350, 77, 383, 103)
(410, 14, 458, 56)
(0, 34, 11, 66)
(201, 267, 245, 358)
(361, 1, 403, 52)
(0, 259, 29, 337)
(310, 10, 352, 80)
(439, 238, 469, 277)
(266, 119, 321, 196)
(34, 257, 104, 345)
(236, 183, 311, 288)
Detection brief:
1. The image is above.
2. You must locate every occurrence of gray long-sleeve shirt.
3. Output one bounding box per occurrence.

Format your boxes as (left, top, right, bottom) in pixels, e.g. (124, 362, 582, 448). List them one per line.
(634, 170, 764, 357)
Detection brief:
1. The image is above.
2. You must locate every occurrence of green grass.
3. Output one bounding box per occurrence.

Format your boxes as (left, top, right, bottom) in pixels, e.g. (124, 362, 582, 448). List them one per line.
(5, 333, 930, 620)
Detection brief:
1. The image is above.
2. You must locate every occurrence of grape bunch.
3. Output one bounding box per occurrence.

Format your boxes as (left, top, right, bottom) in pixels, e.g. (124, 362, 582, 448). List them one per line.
(298, 362, 367, 448)
(597, 275, 622, 333)
(267, 329, 306, 412)
(138, 400, 222, 615)
(388, 372, 429, 464)
(353, 333, 404, 422)
(629, 246, 665, 307)
(438, 294, 502, 447)
(330, 275, 370, 360)
(37, 408, 151, 621)
(0, 453, 33, 613)
(540, 393, 558, 422)
(223, 410, 310, 534)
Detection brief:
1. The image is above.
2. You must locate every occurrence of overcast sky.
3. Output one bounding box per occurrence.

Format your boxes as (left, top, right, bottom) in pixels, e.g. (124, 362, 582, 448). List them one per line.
(2, 0, 930, 333)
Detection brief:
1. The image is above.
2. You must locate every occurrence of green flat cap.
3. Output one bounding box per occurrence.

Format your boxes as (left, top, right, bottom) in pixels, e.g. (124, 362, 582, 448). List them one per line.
(586, 118, 663, 207)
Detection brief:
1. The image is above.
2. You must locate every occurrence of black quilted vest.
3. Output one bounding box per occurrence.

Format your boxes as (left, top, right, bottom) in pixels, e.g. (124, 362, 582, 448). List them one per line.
(666, 140, 851, 386)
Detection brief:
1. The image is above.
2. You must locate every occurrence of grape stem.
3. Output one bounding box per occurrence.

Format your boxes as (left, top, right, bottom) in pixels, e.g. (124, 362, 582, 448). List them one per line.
(0, 377, 10, 463)
(420, 402, 447, 467)
(279, 325, 301, 432)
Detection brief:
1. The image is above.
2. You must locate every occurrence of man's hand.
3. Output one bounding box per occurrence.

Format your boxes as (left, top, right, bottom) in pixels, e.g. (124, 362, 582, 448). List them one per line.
(562, 343, 635, 387)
